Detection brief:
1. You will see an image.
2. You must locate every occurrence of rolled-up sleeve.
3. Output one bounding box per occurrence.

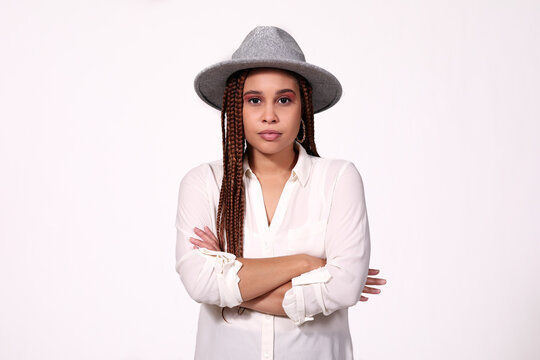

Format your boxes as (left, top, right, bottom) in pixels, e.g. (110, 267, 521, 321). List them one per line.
(282, 161, 371, 325)
(175, 165, 244, 308)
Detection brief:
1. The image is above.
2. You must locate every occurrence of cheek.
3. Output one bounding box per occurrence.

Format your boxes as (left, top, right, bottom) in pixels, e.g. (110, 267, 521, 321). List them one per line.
(242, 113, 256, 140)
(282, 102, 302, 118)
(242, 106, 257, 124)
(277, 107, 302, 131)
(242, 108, 250, 126)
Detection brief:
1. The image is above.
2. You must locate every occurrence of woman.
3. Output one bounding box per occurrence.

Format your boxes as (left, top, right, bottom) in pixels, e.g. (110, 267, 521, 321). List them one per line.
(175, 26, 386, 360)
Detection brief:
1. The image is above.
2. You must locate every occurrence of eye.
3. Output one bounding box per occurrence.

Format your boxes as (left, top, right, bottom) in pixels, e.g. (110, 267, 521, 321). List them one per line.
(277, 97, 291, 104)
(247, 97, 261, 104)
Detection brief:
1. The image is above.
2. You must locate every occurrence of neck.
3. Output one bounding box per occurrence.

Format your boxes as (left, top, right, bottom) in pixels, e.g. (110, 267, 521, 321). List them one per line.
(246, 142, 299, 178)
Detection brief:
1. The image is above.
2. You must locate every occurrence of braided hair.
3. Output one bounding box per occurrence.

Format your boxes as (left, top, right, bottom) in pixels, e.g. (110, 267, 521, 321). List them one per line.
(216, 68, 318, 321)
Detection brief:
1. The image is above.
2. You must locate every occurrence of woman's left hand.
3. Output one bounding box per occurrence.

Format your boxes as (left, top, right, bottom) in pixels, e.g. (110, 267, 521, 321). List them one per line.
(189, 226, 221, 251)
(360, 268, 387, 301)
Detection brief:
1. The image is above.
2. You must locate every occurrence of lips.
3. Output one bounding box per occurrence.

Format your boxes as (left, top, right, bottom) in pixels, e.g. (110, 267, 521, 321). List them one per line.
(258, 130, 282, 141)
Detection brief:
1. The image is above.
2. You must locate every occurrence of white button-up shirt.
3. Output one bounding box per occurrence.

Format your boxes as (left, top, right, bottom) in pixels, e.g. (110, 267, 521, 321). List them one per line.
(175, 142, 371, 360)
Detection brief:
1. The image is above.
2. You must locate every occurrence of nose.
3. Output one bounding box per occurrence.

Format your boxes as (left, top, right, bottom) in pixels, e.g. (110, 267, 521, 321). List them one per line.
(262, 102, 278, 123)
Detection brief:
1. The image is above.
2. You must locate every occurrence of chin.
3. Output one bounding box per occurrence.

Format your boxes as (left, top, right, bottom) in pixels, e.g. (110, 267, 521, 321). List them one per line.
(248, 138, 293, 155)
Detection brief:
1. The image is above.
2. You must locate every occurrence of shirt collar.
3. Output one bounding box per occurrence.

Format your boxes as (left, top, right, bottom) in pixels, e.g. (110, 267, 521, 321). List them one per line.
(242, 141, 312, 187)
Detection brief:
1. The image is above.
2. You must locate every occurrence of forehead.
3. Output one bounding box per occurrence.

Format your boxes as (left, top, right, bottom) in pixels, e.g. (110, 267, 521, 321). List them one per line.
(244, 68, 299, 90)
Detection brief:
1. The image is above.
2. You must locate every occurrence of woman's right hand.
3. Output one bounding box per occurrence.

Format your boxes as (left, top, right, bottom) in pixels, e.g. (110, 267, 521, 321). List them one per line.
(190, 226, 221, 251)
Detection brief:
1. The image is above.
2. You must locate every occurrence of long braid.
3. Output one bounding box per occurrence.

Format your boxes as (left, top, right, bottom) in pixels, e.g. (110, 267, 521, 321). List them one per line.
(217, 78, 236, 252)
(297, 75, 320, 157)
(233, 73, 247, 256)
(216, 70, 248, 257)
(216, 81, 232, 251)
(217, 70, 248, 322)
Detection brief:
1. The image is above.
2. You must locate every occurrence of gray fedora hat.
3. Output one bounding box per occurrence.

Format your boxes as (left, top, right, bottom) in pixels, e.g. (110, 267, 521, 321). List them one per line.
(194, 26, 342, 114)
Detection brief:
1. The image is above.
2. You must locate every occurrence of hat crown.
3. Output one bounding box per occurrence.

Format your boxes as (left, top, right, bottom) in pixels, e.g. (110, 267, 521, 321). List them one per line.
(232, 26, 306, 62)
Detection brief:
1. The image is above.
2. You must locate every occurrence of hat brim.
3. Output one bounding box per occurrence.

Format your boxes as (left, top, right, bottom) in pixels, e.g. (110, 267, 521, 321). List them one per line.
(194, 59, 342, 114)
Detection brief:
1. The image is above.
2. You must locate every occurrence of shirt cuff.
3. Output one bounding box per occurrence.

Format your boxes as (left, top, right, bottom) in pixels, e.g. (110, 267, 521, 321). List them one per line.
(292, 267, 332, 286)
(282, 267, 332, 326)
(197, 248, 244, 308)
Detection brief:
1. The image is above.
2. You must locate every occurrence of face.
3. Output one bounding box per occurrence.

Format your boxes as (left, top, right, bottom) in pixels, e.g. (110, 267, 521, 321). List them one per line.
(242, 68, 302, 156)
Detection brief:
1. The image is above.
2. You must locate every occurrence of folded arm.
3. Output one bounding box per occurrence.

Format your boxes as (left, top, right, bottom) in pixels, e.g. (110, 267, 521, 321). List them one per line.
(240, 268, 386, 317)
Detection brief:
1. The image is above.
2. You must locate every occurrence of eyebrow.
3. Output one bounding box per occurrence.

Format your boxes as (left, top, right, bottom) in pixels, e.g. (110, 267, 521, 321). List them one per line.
(243, 89, 297, 96)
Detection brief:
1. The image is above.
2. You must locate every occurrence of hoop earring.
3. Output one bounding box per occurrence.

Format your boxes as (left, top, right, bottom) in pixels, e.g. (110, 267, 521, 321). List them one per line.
(296, 119, 306, 143)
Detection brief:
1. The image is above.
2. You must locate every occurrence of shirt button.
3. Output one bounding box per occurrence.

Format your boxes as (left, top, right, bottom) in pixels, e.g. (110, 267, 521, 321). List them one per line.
(264, 353, 270, 359)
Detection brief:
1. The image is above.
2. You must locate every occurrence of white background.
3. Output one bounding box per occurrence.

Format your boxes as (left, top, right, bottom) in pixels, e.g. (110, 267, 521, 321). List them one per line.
(1, 0, 539, 359)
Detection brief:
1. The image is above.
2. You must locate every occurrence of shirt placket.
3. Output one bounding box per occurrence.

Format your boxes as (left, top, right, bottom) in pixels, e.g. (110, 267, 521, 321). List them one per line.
(261, 228, 275, 360)
(250, 172, 297, 360)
